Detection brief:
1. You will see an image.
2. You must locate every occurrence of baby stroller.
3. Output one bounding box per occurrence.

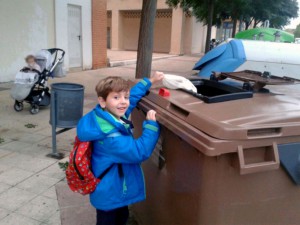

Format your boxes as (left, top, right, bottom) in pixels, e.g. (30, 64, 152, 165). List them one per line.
(11, 48, 65, 114)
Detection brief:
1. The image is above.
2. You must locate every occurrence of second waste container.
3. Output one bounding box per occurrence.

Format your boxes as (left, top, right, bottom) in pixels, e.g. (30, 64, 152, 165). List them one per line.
(131, 75, 300, 225)
(50, 82, 84, 128)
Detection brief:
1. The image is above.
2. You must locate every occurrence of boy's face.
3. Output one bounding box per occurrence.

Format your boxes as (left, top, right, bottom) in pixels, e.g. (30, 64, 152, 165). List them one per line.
(98, 91, 130, 119)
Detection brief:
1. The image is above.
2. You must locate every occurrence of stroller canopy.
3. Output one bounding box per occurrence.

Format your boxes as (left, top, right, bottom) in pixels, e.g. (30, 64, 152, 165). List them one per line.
(35, 50, 53, 71)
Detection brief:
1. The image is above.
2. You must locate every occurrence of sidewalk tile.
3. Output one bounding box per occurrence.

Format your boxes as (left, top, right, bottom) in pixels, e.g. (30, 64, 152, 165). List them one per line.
(0, 141, 33, 152)
(0, 182, 11, 194)
(0, 213, 40, 225)
(17, 133, 48, 144)
(13, 144, 52, 159)
(0, 139, 12, 147)
(0, 130, 24, 141)
(58, 156, 70, 163)
(16, 174, 60, 195)
(0, 208, 11, 220)
(0, 168, 34, 186)
(42, 211, 61, 225)
(0, 152, 56, 173)
(41, 186, 57, 200)
(0, 187, 37, 211)
(0, 164, 11, 174)
(33, 127, 51, 137)
(38, 136, 74, 152)
(16, 196, 59, 222)
(0, 149, 12, 159)
(38, 163, 66, 180)
(56, 181, 90, 208)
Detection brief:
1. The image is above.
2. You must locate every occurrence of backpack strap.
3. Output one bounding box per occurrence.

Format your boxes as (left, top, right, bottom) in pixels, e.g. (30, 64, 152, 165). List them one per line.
(98, 164, 115, 180)
(117, 164, 124, 178)
(120, 117, 134, 129)
(98, 164, 124, 179)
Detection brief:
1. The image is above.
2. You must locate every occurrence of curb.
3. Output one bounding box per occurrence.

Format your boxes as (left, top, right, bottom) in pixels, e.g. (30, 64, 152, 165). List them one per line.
(108, 55, 179, 67)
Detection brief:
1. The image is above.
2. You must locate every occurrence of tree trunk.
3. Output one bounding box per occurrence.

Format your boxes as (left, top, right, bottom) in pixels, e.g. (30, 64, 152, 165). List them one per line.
(254, 20, 261, 28)
(238, 16, 243, 32)
(231, 18, 238, 38)
(245, 18, 253, 30)
(245, 21, 250, 30)
(205, 0, 214, 53)
(135, 0, 157, 78)
(253, 19, 257, 28)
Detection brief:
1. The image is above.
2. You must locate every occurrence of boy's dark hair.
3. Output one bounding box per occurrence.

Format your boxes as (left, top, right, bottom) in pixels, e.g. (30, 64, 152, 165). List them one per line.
(25, 55, 35, 62)
(95, 76, 130, 99)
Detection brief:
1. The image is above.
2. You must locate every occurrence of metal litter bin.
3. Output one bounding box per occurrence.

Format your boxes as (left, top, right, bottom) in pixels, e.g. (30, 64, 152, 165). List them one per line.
(49, 83, 84, 158)
(131, 73, 300, 225)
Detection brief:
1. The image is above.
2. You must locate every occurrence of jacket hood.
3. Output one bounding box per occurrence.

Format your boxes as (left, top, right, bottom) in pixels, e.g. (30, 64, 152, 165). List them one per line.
(77, 105, 131, 142)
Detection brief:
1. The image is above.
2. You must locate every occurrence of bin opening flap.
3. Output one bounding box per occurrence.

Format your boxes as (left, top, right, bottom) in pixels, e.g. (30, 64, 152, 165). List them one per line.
(214, 70, 300, 92)
(278, 143, 300, 185)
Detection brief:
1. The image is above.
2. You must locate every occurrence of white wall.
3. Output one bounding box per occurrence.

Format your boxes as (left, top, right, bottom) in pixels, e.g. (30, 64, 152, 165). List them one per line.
(183, 16, 192, 54)
(183, 17, 217, 54)
(191, 17, 204, 54)
(55, 0, 92, 71)
(0, 0, 55, 82)
(183, 17, 208, 54)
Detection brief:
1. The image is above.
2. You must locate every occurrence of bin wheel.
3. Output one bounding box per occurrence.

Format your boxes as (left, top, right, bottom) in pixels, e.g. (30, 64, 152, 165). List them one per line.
(14, 102, 23, 112)
(30, 105, 39, 114)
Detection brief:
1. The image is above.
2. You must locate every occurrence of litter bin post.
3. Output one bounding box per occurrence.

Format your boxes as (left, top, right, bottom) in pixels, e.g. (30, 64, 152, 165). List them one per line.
(50, 89, 60, 158)
(47, 83, 84, 159)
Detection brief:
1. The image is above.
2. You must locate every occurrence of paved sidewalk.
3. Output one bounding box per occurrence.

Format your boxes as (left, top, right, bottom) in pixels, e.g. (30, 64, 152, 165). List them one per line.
(0, 55, 199, 225)
(107, 50, 178, 67)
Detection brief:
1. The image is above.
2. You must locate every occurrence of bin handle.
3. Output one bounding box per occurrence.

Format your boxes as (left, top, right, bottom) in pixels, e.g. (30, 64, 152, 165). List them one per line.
(168, 103, 190, 118)
(238, 142, 280, 175)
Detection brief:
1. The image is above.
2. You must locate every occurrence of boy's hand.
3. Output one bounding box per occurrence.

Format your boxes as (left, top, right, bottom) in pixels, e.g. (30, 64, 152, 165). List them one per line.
(150, 71, 164, 84)
(146, 110, 157, 121)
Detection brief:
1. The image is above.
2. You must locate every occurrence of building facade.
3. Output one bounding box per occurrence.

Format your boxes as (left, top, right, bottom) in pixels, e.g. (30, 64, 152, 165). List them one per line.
(107, 0, 216, 55)
(0, 0, 107, 82)
(1, 0, 218, 82)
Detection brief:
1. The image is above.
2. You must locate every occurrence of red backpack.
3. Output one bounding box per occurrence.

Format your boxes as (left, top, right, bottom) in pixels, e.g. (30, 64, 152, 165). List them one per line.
(65, 137, 113, 195)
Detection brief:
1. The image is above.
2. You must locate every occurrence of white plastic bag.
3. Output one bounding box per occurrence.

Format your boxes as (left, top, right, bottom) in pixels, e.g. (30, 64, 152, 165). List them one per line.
(162, 74, 197, 93)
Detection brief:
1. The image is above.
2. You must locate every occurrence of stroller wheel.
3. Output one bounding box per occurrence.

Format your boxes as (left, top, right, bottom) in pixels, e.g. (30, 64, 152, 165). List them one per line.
(30, 105, 39, 114)
(14, 101, 23, 112)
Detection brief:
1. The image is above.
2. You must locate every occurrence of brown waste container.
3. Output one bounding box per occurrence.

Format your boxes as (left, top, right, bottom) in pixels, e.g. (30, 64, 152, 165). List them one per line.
(131, 73, 300, 225)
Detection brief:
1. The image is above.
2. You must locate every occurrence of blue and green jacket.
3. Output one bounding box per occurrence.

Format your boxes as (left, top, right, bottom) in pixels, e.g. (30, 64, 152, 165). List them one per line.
(77, 78, 160, 210)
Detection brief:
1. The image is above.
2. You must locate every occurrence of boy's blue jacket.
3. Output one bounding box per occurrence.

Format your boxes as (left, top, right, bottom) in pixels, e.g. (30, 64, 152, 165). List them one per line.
(77, 78, 160, 210)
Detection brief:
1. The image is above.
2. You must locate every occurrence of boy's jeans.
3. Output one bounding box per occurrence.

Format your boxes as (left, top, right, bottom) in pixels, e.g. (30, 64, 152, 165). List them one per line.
(96, 206, 129, 225)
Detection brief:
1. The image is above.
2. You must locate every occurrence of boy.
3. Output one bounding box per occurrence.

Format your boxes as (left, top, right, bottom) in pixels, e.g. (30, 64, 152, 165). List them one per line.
(77, 72, 164, 225)
(24, 55, 41, 72)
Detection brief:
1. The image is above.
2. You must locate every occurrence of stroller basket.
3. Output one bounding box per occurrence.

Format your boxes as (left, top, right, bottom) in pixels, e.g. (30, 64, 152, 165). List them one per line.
(51, 59, 65, 77)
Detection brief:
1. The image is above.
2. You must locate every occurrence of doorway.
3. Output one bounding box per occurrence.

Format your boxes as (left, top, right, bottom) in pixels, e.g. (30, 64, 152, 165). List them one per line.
(68, 4, 82, 68)
(107, 27, 111, 49)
